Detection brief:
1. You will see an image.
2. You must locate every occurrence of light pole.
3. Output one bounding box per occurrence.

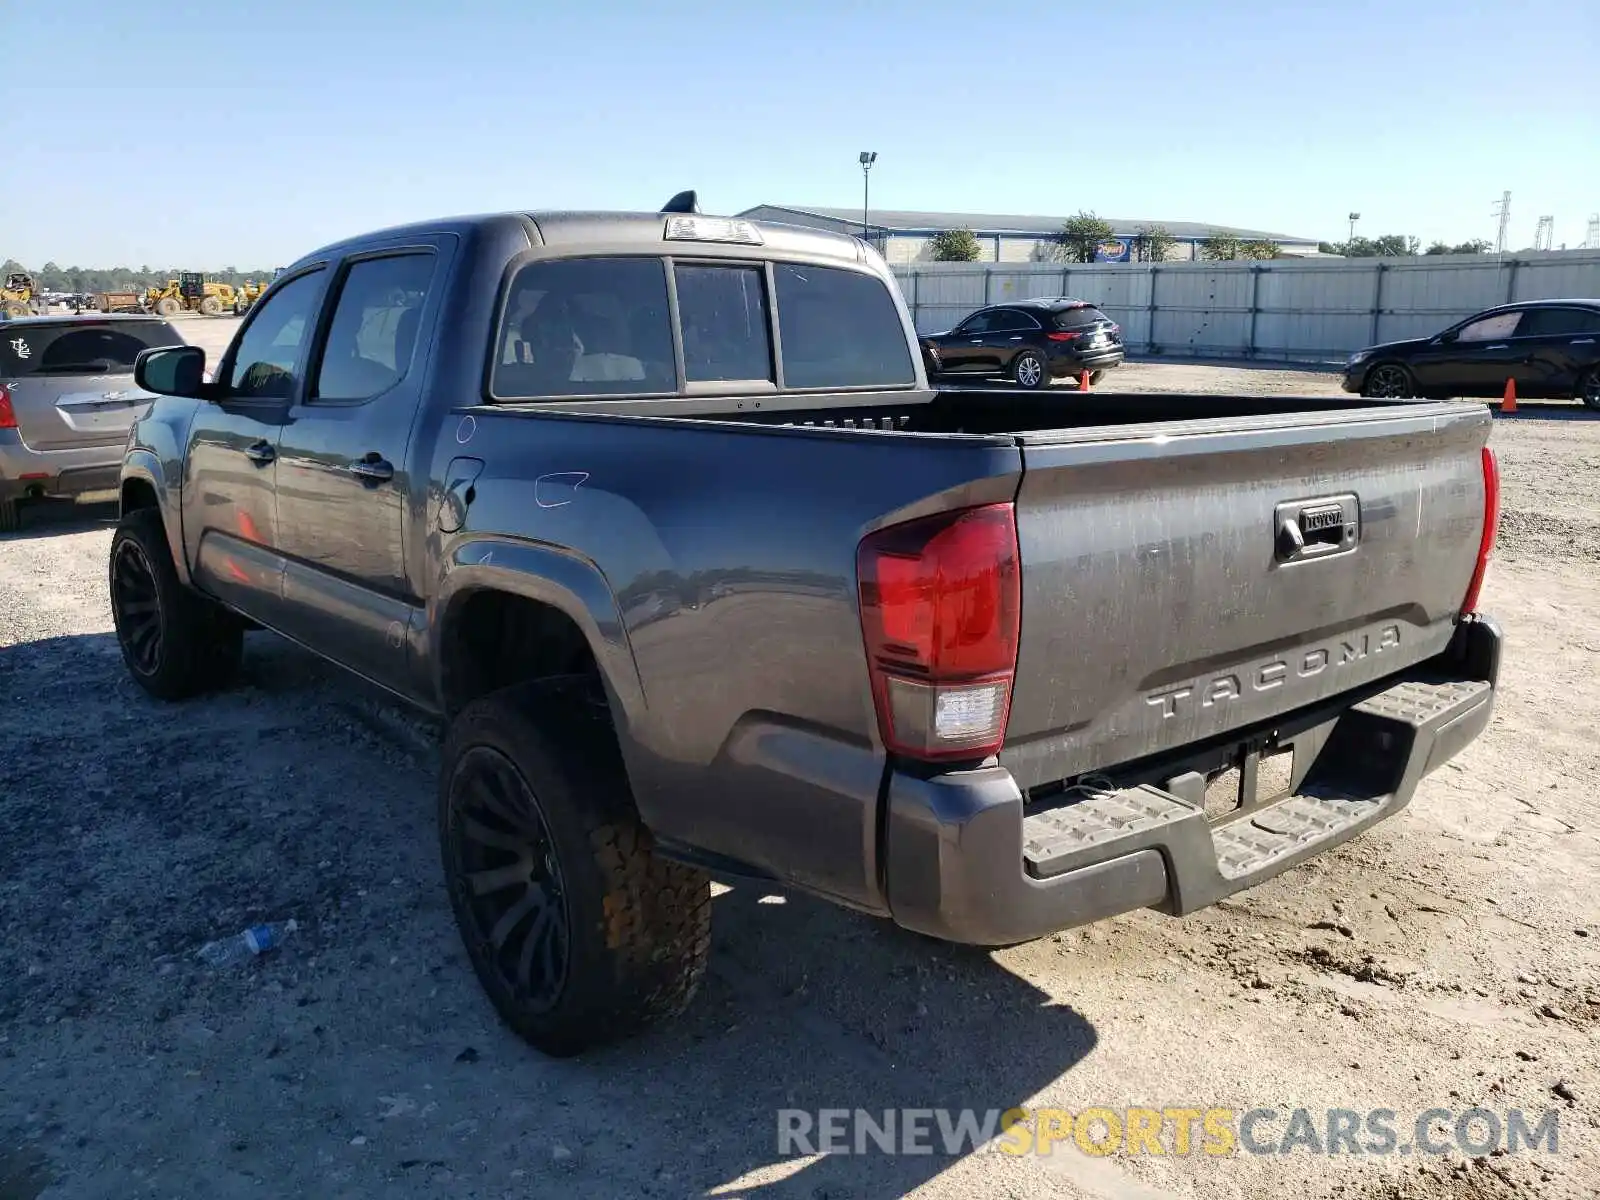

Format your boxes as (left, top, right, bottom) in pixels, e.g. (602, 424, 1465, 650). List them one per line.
(1348, 212, 1361, 243)
(859, 151, 878, 247)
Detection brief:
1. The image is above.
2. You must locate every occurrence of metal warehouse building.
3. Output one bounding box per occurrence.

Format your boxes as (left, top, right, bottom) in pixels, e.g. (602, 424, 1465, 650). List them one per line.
(737, 204, 1322, 264)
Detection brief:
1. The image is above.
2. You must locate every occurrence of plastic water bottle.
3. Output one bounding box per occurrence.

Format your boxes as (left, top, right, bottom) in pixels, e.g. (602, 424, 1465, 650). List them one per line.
(196, 919, 296, 967)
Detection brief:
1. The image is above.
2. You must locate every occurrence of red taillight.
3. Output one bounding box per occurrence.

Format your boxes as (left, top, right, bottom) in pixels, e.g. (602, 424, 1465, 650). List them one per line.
(1460, 446, 1500, 615)
(1046, 331, 1080, 342)
(0, 384, 15, 430)
(857, 503, 1021, 761)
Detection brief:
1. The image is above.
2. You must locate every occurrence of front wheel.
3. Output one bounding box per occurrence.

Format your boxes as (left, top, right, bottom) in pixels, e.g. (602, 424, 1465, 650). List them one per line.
(1011, 350, 1049, 390)
(439, 680, 711, 1057)
(1362, 362, 1414, 399)
(155, 297, 181, 318)
(199, 295, 222, 316)
(109, 508, 243, 700)
(1578, 366, 1600, 414)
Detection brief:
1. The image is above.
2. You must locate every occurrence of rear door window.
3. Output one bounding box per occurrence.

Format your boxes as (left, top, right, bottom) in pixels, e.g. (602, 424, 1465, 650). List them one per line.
(773, 263, 914, 389)
(674, 264, 773, 383)
(1, 321, 185, 377)
(312, 253, 437, 401)
(1515, 307, 1600, 337)
(1053, 306, 1111, 330)
(987, 310, 1038, 333)
(493, 257, 676, 398)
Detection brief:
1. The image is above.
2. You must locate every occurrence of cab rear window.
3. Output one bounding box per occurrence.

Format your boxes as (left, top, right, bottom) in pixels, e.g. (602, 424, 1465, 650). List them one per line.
(490, 256, 914, 399)
(1, 321, 185, 377)
(774, 263, 915, 390)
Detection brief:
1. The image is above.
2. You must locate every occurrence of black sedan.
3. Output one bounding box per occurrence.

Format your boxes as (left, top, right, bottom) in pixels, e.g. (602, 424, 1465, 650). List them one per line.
(1343, 298, 1600, 411)
(920, 299, 1124, 390)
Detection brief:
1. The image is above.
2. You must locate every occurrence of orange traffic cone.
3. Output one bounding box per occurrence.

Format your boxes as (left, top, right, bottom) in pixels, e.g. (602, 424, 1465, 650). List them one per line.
(1501, 377, 1517, 413)
(1078, 369, 1091, 392)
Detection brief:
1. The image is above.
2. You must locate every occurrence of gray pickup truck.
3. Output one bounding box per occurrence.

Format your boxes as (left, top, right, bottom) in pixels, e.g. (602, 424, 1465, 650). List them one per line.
(112, 196, 1503, 1056)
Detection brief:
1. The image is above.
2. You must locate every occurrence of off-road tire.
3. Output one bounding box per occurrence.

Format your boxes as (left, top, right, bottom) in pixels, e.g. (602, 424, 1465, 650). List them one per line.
(199, 295, 223, 317)
(1579, 366, 1600, 414)
(1011, 349, 1049, 390)
(3, 301, 28, 319)
(155, 297, 181, 318)
(439, 679, 711, 1057)
(109, 508, 243, 700)
(0, 498, 19, 534)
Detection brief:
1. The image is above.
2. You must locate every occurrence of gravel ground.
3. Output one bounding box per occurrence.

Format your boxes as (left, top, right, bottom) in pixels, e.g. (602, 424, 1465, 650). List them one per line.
(1, 338, 1597, 1199)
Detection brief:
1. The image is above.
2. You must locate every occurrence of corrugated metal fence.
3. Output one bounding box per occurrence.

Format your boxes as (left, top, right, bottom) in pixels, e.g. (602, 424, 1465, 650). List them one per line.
(889, 251, 1600, 362)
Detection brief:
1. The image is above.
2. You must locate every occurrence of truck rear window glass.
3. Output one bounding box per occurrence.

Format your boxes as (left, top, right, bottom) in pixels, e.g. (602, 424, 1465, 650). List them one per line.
(1052, 306, 1110, 330)
(775, 264, 916, 389)
(674, 265, 773, 383)
(493, 257, 676, 397)
(1, 321, 184, 377)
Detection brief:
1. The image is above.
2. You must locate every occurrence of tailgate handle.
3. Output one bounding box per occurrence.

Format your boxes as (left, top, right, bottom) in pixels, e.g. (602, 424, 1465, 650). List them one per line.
(1274, 495, 1360, 565)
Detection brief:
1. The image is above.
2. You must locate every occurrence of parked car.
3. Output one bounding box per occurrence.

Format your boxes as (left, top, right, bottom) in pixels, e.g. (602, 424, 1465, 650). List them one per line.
(112, 200, 1501, 1057)
(919, 298, 1124, 389)
(0, 314, 186, 532)
(1344, 298, 1600, 411)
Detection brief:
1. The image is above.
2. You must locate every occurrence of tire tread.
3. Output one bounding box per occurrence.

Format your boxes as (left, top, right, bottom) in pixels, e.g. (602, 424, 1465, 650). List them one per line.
(439, 680, 711, 1056)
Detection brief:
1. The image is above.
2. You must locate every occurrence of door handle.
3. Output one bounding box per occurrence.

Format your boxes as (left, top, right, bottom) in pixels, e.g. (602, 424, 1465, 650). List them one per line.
(243, 440, 275, 465)
(347, 455, 394, 484)
(1572, 338, 1596, 345)
(1009, 336, 1022, 341)
(969, 339, 982, 344)
(1484, 343, 1509, 350)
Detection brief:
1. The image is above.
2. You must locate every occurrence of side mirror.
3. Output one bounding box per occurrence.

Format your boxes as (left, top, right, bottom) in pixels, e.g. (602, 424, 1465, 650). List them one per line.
(134, 345, 208, 397)
(1437, 329, 1458, 345)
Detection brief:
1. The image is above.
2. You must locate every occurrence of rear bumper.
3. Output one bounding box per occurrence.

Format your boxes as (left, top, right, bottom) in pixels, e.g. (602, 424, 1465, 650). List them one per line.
(0, 430, 124, 503)
(1050, 345, 1124, 375)
(883, 614, 1501, 946)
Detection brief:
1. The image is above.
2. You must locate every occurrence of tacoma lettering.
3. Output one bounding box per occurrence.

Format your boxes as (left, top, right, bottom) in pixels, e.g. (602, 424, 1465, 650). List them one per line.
(1145, 625, 1403, 720)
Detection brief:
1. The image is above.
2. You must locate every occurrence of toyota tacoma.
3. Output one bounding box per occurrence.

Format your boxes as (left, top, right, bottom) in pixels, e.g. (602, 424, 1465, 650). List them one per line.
(111, 195, 1503, 1056)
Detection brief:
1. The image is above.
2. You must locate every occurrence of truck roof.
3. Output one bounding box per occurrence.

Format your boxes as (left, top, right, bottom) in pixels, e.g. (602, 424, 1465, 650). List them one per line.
(295, 209, 869, 268)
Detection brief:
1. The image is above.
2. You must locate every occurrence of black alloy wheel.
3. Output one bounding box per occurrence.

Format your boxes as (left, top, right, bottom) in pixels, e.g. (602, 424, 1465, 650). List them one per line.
(445, 745, 570, 1014)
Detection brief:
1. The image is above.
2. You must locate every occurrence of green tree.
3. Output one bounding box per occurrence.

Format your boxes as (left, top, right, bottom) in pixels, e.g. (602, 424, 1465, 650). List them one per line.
(1055, 211, 1115, 263)
(1333, 234, 1419, 258)
(1199, 231, 1243, 261)
(1130, 225, 1176, 263)
(1425, 238, 1492, 255)
(929, 228, 983, 262)
(1239, 239, 1281, 260)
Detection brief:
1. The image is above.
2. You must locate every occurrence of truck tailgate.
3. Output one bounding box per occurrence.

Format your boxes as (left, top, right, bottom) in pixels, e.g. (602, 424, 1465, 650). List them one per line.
(1001, 402, 1493, 789)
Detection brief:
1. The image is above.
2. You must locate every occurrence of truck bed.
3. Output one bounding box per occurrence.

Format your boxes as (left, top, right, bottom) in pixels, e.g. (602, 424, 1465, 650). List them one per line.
(761, 386, 1424, 437)
(483, 387, 1492, 798)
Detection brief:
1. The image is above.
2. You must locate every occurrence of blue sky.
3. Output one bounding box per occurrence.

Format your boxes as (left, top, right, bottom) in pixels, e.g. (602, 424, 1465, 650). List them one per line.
(4, 0, 1596, 267)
